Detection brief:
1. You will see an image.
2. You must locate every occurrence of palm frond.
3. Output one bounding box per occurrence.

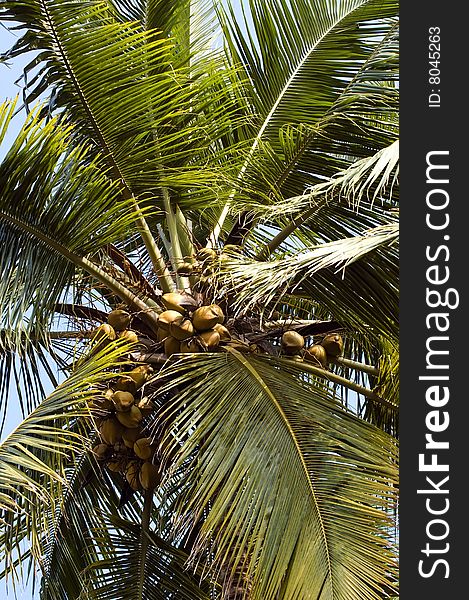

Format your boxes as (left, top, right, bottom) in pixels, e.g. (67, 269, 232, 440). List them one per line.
(155, 352, 398, 600)
(0, 341, 133, 588)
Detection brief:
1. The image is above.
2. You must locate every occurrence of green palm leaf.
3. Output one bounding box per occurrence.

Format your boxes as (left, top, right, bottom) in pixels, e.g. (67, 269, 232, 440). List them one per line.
(156, 352, 398, 600)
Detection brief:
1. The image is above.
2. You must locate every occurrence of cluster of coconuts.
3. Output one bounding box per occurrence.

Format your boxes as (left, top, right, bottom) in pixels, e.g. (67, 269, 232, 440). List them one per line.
(156, 292, 230, 357)
(281, 331, 344, 367)
(89, 309, 159, 492)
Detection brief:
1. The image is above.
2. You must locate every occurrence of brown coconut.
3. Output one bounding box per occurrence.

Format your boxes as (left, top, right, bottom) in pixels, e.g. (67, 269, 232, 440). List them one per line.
(136, 396, 155, 417)
(161, 292, 186, 314)
(99, 418, 124, 445)
(304, 344, 328, 368)
(122, 426, 144, 448)
(112, 390, 135, 412)
(139, 461, 160, 491)
(192, 305, 224, 331)
(116, 405, 143, 428)
(134, 437, 153, 460)
(92, 443, 111, 461)
(281, 331, 305, 355)
(107, 309, 131, 331)
(127, 364, 154, 389)
(321, 333, 344, 357)
(118, 330, 140, 344)
(213, 323, 231, 341)
(180, 338, 200, 353)
(115, 376, 138, 395)
(169, 318, 194, 341)
(198, 329, 220, 350)
(158, 310, 184, 332)
(164, 336, 180, 357)
(125, 461, 142, 491)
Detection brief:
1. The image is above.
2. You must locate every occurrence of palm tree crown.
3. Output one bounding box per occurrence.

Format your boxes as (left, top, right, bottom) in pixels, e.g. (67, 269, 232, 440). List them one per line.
(0, 1, 399, 598)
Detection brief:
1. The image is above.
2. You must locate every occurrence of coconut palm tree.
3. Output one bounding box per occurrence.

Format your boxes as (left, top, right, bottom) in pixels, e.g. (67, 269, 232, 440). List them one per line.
(0, 0, 399, 598)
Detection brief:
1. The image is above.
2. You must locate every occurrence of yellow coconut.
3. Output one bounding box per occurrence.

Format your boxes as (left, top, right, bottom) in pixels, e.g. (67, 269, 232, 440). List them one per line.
(107, 309, 131, 331)
(213, 323, 231, 341)
(281, 331, 305, 355)
(99, 418, 124, 445)
(134, 437, 153, 460)
(304, 344, 328, 368)
(321, 333, 344, 357)
(115, 376, 138, 395)
(158, 310, 184, 332)
(198, 329, 220, 350)
(192, 305, 224, 331)
(169, 318, 194, 341)
(116, 405, 143, 428)
(139, 461, 160, 491)
(122, 426, 144, 448)
(164, 336, 180, 357)
(112, 390, 135, 412)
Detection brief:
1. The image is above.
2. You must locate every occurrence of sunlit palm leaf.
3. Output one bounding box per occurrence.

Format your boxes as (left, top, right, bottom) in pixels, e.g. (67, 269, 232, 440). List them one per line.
(155, 352, 398, 600)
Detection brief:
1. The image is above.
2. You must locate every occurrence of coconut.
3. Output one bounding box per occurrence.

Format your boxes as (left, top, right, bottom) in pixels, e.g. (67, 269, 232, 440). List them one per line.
(176, 262, 194, 275)
(115, 376, 138, 395)
(92, 443, 111, 461)
(321, 333, 344, 357)
(156, 328, 167, 342)
(169, 318, 194, 341)
(213, 323, 231, 341)
(281, 331, 305, 355)
(88, 394, 113, 413)
(118, 330, 140, 344)
(158, 310, 184, 332)
(122, 426, 144, 448)
(116, 405, 143, 428)
(99, 418, 124, 445)
(198, 329, 220, 350)
(180, 338, 200, 353)
(304, 344, 328, 368)
(91, 323, 116, 350)
(139, 461, 160, 491)
(196, 248, 217, 263)
(164, 336, 180, 357)
(112, 390, 135, 412)
(192, 305, 224, 331)
(107, 309, 131, 331)
(136, 396, 155, 417)
(161, 292, 186, 314)
(125, 461, 142, 491)
(127, 364, 154, 389)
(107, 460, 125, 473)
(134, 437, 153, 460)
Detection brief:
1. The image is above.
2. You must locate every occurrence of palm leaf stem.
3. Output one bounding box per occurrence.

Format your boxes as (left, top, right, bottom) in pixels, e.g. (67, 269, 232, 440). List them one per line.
(137, 489, 154, 598)
(255, 206, 316, 260)
(330, 356, 379, 377)
(1, 212, 160, 333)
(291, 359, 395, 409)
